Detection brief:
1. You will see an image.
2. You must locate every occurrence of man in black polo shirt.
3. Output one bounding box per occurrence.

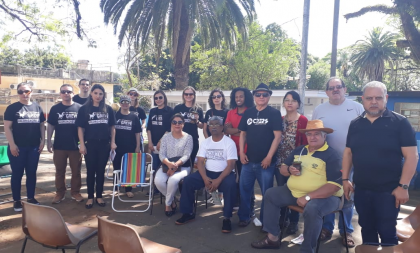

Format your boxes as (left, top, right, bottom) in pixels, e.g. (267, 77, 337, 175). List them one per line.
(343, 81, 418, 245)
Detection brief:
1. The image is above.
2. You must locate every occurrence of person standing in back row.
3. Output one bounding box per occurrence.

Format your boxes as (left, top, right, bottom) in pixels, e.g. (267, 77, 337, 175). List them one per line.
(203, 88, 228, 138)
(47, 84, 83, 204)
(73, 79, 90, 105)
(238, 83, 282, 226)
(127, 87, 147, 129)
(312, 77, 364, 247)
(4, 83, 45, 212)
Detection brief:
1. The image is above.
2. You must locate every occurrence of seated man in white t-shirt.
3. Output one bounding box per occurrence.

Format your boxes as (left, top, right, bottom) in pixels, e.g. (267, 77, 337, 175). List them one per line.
(176, 116, 238, 233)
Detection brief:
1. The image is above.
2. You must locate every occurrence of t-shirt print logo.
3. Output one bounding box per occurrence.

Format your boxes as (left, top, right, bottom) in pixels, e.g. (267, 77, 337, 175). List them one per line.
(206, 149, 224, 161)
(247, 118, 269, 125)
(17, 110, 40, 123)
(58, 112, 77, 124)
(88, 112, 109, 124)
(180, 112, 193, 123)
(115, 119, 133, 130)
(152, 115, 163, 125)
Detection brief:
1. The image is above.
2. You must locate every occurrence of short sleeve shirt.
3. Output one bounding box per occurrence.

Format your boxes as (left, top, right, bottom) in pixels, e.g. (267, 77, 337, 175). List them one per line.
(197, 135, 238, 172)
(225, 108, 248, 155)
(204, 109, 228, 137)
(72, 95, 88, 105)
(146, 106, 173, 145)
(115, 111, 142, 152)
(173, 104, 204, 139)
(346, 109, 417, 191)
(75, 105, 116, 141)
(129, 106, 147, 120)
(4, 102, 45, 147)
(284, 143, 343, 198)
(238, 106, 282, 163)
(47, 103, 82, 150)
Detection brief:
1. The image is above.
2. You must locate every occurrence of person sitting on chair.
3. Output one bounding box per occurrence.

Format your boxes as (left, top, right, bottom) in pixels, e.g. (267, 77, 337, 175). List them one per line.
(251, 120, 343, 253)
(155, 113, 193, 217)
(175, 116, 237, 233)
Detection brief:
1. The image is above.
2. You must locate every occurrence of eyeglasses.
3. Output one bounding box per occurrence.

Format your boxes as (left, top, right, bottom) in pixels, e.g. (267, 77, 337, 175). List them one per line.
(172, 120, 184, 125)
(154, 96, 163, 100)
(212, 95, 222, 99)
(79, 83, 90, 87)
(208, 124, 222, 127)
(17, 90, 31, 95)
(120, 101, 130, 104)
(60, 90, 73, 94)
(254, 93, 270, 98)
(327, 85, 344, 91)
(129, 92, 138, 97)
(184, 93, 194, 96)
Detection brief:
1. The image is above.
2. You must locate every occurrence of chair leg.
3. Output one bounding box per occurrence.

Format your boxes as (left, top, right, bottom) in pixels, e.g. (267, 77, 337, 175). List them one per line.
(315, 217, 324, 253)
(339, 210, 349, 253)
(195, 190, 199, 214)
(62, 249, 66, 253)
(205, 190, 208, 209)
(279, 207, 289, 240)
(20, 236, 28, 253)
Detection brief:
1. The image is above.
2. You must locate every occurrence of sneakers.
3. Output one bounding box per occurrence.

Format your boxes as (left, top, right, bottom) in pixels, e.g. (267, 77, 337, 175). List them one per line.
(71, 194, 84, 202)
(52, 194, 65, 204)
(175, 213, 195, 225)
(27, 198, 40, 205)
(13, 201, 22, 212)
(222, 219, 232, 233)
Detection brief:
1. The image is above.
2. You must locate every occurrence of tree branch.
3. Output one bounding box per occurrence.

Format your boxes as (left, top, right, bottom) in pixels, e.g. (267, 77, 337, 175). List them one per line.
(343, 5, 398, 21)
(71, 0, 82, 39)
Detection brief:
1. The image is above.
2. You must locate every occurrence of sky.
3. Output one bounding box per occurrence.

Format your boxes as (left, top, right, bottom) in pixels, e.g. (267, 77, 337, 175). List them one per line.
(3, 0, 395, 73)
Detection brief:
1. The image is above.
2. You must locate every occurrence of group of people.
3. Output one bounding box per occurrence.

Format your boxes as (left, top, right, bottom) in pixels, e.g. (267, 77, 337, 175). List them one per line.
(5, 77, 418, 253)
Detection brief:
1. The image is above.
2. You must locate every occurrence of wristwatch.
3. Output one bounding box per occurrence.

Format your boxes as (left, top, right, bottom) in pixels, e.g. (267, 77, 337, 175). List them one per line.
(398, 183, 409, 190)
(305, 195, 311, 201)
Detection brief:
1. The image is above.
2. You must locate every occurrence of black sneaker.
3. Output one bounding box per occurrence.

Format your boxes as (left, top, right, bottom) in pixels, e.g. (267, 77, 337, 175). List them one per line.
(27, 198, 40, 205)
(175, 213, 195, 225)
(14, 201, 22, 212)
(222, 219, 232, 233)
(286, 222, 298, 235)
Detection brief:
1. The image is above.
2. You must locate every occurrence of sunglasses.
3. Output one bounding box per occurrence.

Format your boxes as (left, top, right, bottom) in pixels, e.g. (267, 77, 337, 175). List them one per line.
(172, 120, 184, 125)
(120, 101, 130, 104)
(129, 92, 139, 97)
(154, 96, 163, 100)
(18, 90, 31, 95)
(184, 93, 194, 97)
(327, 85, 344, 91)
(212, 95, 222, 99)
(60, 90, 73, 94)
(254, 93, 270, 98)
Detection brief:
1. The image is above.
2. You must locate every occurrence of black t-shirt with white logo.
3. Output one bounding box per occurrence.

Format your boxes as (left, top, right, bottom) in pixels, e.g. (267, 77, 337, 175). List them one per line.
(47, 102, 81, 150)
(238, 106, 283, 163)
(146, 106, 173, 145)
(4, 102, 45, 147)
(115, 111, 142, 152)
(129, 106, 147, 120)
(72, 95, 88, 105)
(75, 105, 116, 142)
(173, 104, 204, 140)
(204, 108, 228, 137)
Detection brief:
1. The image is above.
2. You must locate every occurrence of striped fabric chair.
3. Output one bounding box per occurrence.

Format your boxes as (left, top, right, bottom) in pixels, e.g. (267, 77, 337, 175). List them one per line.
(111, 153, 154, 213)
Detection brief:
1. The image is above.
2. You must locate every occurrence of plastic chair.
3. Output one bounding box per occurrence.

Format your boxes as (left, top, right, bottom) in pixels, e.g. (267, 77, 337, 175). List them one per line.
(112, 152, 154, 213)
(396, 204, 420, 242)
(355, 226, 420, 253)
(20, 202, 97, 253)
(97, 216, 182, 253)
(279, 195, 348, 253)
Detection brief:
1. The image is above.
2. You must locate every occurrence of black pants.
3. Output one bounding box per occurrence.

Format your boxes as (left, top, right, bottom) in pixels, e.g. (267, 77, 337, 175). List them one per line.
(190, 138, 199, 166)
(85, 140, 110, 199)
(112, 149, 133, 192)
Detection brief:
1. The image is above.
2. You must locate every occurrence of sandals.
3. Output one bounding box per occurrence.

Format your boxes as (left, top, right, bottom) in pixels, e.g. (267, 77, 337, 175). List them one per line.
(342, 233, 355, 248)
(251, 235, 281, 249)
(126, 192, 134, 198)
(319, 228, 332, 241)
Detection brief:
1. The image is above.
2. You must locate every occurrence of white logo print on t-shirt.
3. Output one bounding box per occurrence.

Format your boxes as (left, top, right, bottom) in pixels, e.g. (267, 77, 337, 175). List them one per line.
(247, 118, 269, 125)
(58, 112, 77, 124)
(115, 119, 133, 130)
(88, 112, 108, 124)
(17, 110, 40, 123)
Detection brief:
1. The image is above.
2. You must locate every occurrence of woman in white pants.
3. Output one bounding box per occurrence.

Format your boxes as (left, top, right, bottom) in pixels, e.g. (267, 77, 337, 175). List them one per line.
(155, 113, 193, 217)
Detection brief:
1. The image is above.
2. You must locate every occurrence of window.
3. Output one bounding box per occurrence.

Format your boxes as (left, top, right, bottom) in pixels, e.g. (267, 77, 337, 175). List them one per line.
(269, 104, 282, 111)
(395, 103, 420, 131)
(168, 101, 181, 108)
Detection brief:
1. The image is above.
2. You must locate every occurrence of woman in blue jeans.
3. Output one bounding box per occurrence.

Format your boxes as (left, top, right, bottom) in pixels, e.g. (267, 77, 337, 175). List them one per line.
(4, 83, 45, 212)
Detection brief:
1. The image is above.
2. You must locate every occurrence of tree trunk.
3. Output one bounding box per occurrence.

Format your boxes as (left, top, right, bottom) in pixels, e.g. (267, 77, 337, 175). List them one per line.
(398, 9, 420, 64)
(298, 0, 310, 115)
(173, 1, 191, 90)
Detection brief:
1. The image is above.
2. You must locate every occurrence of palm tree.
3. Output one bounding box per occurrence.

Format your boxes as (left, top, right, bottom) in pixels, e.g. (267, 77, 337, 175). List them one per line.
(100, 0, 257, 89)
(350, 27, 400, 82)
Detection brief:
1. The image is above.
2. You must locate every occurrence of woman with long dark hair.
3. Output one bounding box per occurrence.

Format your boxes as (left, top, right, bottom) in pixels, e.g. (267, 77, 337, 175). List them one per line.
(127, 87, 147, 128)
(4, 83, 45, 212)
(203, 88, 228, 138)
(76, 84, 116, 209)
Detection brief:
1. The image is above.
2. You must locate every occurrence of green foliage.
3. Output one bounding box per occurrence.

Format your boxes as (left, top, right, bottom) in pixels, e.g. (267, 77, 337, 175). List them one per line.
(307, 61, 330, 90)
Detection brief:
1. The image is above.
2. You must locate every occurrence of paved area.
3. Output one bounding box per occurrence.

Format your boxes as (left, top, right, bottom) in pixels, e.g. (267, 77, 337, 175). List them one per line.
(0, 150, 419, 253)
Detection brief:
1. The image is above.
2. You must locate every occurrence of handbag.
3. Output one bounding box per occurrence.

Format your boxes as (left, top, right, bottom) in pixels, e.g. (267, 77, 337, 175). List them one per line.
(162, 156, 182, 173)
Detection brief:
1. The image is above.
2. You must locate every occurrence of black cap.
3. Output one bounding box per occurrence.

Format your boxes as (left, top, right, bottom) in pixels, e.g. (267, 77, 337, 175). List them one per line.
(253, 83, 272, 95)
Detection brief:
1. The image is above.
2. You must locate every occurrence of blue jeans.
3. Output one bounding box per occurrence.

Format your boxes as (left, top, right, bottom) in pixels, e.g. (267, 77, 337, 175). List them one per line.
(8, 146, 40, 201)
(238, 162, 275, 223)
(263, 185, 340, 253)
(275, 169, 299, 223)
(354, 188, 400, 245)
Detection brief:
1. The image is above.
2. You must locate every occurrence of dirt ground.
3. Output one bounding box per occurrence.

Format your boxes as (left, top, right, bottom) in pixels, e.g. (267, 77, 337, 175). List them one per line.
(0, 150, 419, 253)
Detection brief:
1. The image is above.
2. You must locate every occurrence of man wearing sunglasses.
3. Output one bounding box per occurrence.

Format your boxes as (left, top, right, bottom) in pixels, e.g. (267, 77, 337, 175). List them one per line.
(312, 77, 364, 247)
(47, 84, 83, 204)
(73, 79, 90, 105)
(237, 83, 282, 227)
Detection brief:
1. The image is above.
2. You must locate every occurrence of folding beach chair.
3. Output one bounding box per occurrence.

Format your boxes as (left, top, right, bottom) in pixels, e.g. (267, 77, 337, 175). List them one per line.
(112, 152, 154, 213)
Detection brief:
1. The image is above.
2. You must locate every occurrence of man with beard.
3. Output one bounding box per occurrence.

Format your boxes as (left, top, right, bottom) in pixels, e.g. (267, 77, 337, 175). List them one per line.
(343, 81, 418, 245)
(73, 79, 90, 105)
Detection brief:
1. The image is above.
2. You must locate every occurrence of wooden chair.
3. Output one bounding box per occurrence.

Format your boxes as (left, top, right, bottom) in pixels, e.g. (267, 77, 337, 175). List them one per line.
(97, 216, 181, 253)
(20, 202, 97, 253)
(279, 195, 348, 253)
(355, 226, 420, 253)
(112, 153, 154, 213)
(396, 204, 420, 242)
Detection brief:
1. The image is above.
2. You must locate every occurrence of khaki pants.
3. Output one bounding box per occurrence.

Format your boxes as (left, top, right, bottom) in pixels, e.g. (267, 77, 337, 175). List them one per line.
(53, 150, 82, 196)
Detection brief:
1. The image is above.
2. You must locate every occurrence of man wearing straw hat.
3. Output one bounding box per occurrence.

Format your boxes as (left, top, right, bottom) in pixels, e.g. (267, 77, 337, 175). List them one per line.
(251, 120, 343, 252)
